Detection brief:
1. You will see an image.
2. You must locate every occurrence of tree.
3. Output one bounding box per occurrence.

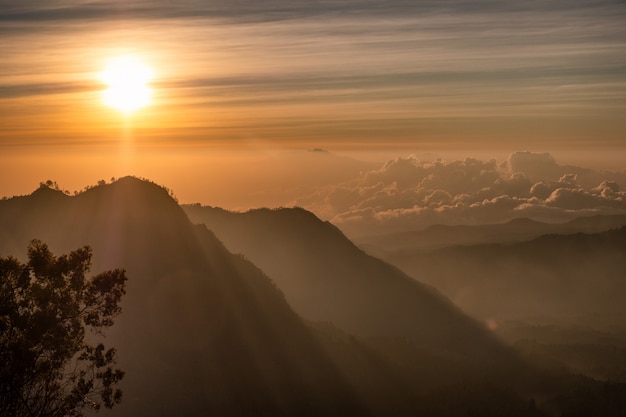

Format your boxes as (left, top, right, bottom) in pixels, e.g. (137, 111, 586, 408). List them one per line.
(0, 240, 127, 417)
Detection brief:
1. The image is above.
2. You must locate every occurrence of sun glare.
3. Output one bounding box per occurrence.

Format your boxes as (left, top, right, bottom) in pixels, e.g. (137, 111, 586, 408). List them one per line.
(99, 55, 154, 113)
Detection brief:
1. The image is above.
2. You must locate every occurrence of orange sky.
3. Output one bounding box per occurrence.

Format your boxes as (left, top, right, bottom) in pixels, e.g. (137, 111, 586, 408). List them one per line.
(1, 1, 625, 207)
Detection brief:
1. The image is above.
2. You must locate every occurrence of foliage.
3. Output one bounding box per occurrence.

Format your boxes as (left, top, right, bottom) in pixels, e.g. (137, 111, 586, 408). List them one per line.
(0, 240, 127, 417)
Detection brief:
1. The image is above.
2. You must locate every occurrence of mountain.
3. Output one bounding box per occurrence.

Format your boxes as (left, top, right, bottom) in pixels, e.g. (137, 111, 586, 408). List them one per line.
(355, 215, 626, 256)
(1, 178, 391, 416)
(383, 227, 626, 322)
(182, 205, 517, 366)
(4, 178, 624, 415)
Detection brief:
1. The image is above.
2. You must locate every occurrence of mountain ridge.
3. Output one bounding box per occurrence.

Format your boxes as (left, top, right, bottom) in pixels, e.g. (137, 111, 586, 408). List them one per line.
(4, 177, 592, 415)
(355, 214, 626, 255)
(182, 203, 519, 366)
(0, 177, 380, 416)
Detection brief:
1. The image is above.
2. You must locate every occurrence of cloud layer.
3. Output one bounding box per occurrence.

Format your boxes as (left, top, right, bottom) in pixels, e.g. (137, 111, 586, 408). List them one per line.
(296, 152, 626, 236)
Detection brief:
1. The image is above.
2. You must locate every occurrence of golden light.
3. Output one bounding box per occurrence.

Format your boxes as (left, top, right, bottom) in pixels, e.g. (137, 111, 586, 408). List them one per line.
(99, 55, 154, 114)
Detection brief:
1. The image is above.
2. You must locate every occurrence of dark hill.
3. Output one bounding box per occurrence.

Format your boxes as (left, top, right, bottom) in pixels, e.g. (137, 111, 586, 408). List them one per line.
(0, 178, 392, 416)
(182, 205, 518, 366)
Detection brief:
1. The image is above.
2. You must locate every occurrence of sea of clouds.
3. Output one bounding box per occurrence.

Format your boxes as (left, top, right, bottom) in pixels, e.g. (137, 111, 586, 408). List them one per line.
(296, 151, 626, 237)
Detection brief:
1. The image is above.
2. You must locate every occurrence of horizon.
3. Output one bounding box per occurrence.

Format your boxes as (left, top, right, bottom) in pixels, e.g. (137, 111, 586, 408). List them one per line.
(4, 149, 626, 239)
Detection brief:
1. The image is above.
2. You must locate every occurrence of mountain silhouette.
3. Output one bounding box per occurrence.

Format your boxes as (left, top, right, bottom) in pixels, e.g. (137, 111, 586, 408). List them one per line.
(7, 178, 623, 415)
(1, 178, 395, 416)
(182, 205, 518, 366)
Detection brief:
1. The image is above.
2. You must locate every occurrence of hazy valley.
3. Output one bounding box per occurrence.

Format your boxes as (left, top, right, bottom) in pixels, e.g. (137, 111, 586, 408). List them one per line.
(356, 217, 626, 387)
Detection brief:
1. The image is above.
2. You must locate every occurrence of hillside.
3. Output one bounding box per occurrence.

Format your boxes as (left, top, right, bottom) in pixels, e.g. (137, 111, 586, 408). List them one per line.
(4, 179, 625, 415)
(182, 204, 517, 366)
(0, 178, 384, 416)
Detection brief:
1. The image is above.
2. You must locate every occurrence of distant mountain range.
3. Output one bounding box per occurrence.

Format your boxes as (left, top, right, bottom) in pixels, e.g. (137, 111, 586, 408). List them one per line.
(378, 225, 626, 323)
(355, 215, 626, 255)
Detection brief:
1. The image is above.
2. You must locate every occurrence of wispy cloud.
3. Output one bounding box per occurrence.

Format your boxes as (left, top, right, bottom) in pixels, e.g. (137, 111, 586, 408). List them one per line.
(1, 0, 625, 147)
(0, 81, 93, 98)
(2, 0, 625, 22)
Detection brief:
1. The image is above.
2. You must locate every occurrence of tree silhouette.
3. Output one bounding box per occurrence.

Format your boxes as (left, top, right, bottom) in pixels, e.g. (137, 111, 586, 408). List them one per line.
(0, 240, 127, 417)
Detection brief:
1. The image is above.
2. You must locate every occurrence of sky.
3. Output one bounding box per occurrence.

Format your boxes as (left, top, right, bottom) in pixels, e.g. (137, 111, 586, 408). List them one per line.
(1, 0, 625, 229)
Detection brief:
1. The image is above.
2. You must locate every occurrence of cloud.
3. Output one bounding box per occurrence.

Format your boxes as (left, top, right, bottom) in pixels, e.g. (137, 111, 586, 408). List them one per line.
(505, 152, 560, 182)
(0, 81, 92, 98)
(0, 1, 477, 23)
(2, 0, 625, 150)
(295, 152, 626, 236)
(2, 0, 624, 22)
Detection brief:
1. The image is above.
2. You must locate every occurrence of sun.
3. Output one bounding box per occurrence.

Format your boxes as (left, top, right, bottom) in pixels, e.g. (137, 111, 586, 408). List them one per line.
(99, 55, 154, 114)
